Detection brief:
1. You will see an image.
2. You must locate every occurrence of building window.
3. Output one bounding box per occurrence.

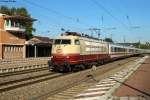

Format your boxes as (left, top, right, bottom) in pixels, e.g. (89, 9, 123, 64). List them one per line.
(5, 47, 7, 52)
(8, 46, 11, 52)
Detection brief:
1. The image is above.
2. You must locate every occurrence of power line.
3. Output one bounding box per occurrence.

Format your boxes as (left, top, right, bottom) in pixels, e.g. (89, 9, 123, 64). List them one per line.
(126, 16, 141, 30)
(24, 0, 121, 38)
(89, 28, 101, 38)
(19, 0, 93, 37)
(91, 0, 129, 30)
(24, 0, 75, 20)
(23, 0, 91, 27)
(126, 15, 132, 27)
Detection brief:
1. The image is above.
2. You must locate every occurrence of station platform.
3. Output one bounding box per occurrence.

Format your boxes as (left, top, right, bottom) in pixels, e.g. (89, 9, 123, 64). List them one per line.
(74, 56, 150, 100)
(113, 56, 150, 99)
(0, 57, 50, 73)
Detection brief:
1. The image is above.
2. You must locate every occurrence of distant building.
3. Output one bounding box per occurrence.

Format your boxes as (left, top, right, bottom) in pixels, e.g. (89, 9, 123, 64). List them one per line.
(0, 13, 35, 59)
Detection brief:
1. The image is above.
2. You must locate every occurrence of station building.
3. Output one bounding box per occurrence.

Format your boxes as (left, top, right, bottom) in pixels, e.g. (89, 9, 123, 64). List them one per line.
(0, 13, 35, 59)
(26, 36, 52, 58)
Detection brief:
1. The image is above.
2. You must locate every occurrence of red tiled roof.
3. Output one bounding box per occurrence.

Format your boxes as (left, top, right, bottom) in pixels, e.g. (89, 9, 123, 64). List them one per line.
(26, 35, 53, 45)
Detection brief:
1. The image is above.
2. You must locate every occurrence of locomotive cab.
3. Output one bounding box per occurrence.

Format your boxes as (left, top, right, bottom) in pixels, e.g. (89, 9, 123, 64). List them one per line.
(51, 36, 81, 72)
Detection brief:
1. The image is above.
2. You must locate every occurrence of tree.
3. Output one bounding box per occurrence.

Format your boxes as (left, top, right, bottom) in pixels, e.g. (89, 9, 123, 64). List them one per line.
(134, 41, 140, 48)
(134, 42, 150, 49)
(104, 38, 113, 43)
(0, 6, 35, 40)
(0, 6, 9, 15)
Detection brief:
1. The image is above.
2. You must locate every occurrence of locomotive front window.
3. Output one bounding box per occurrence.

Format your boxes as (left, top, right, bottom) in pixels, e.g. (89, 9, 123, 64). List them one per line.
(54, 39, 71, 44)
(55, 39, 61, 44)
(61, 39, 71, 44)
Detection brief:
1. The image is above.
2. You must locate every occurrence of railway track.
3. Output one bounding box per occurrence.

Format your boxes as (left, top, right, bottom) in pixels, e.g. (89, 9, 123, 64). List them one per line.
(0, 57, 50, 65)
(31, 57, 142, 100)
(0, 71, 68, 93)
(0, 66, 49, 77)
(0, 56, 143, 100)
(0, 64, 48, 76)
(0, 57, 50, 75)
(45, 56, 147, 100)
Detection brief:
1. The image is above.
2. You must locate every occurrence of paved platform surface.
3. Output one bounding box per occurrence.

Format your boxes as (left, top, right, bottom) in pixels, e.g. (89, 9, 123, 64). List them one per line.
(73, 56, 148, 100)
(113, 56, 150, 99)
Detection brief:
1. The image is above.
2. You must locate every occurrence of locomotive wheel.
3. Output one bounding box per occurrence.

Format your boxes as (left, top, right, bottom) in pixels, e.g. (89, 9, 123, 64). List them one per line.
(67, 66, 72, 72)
(79, 65, 85, 70)
(99, 60, 104, 65)
(73, 65, 81, 72)
(86, 65, 92, 69)
(52, 66, 60, 72)
(64, 65, 72, 72)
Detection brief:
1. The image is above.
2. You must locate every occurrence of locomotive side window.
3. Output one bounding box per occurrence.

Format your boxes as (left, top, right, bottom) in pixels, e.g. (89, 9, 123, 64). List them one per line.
(54, 39, 71, 45)
(75, 39, 80, 45)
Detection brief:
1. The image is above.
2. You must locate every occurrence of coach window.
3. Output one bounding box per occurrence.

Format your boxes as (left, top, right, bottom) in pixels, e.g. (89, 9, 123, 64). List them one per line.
(111, 47, 114, 52)
(114, 47, 117, 52)
(75, 39, 80, 45)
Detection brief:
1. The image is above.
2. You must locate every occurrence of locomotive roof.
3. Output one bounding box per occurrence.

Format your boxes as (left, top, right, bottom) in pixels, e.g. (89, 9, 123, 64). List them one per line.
(60, 32, 102, 40)
(57, 35, 80, 39)
(56, 32, 106, 42)
(56, 35, 107, 43)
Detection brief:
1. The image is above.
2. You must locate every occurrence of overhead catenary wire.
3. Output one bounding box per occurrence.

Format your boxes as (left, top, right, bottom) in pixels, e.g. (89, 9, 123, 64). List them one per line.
(20, 0, 93, 37)
(23, 0, 91, 27)
(18, 1, 69, 37)
(24, 0, 74, 20)
(126, 15, 132, 28)
(91, 0, 129, 30)
(126, 16, 141, 30)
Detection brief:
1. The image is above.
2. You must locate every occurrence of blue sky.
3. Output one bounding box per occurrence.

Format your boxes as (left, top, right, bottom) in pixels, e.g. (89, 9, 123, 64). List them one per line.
(0, 0, 150, 43)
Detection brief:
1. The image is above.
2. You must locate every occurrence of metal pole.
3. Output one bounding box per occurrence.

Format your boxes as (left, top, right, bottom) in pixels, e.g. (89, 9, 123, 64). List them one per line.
(35, 45, 36, 58)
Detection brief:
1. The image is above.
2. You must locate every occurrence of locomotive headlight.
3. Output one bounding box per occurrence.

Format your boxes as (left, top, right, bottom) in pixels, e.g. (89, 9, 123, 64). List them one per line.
(66, 56, 70, 59)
